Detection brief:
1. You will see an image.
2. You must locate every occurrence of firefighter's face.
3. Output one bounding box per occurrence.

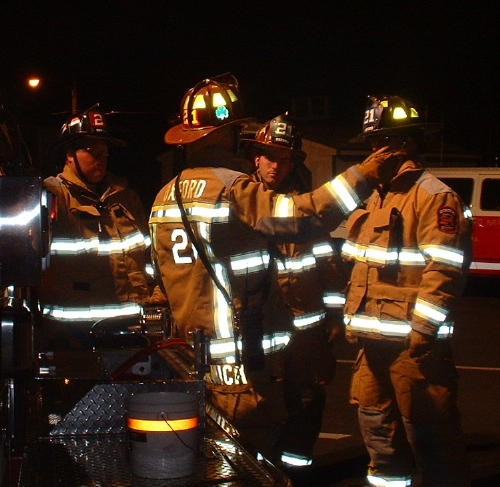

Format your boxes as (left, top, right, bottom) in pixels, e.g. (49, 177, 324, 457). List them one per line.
(369, 134, 407, 152)
(70, 141, 109, 183)
(255, 148, 293, 190)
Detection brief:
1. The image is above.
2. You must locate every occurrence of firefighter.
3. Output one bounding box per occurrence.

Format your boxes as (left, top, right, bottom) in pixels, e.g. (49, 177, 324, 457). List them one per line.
(342, 95, 473, 486)
(245, 113, 347, 468)
(39, 105, 166, 348)
(149, 74, 404, 460)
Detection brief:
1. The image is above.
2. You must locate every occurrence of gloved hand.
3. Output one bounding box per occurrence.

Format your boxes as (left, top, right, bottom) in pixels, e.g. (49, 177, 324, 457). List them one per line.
(356, 146, 406, 186)
(327, 322, 345, 343)
(142, 284, 169, 306)
(325, 312, 345, 343)
(407, 329, 436, 357)
(344, 330, 359, 345)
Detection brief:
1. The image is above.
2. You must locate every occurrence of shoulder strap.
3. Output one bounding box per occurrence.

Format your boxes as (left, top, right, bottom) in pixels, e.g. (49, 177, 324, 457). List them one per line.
(174, 175, 232, 306)
(173, 175, 241, 363)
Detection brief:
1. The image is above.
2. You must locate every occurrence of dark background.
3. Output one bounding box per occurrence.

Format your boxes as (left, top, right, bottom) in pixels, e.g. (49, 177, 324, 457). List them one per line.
(1, 1, 498, 176)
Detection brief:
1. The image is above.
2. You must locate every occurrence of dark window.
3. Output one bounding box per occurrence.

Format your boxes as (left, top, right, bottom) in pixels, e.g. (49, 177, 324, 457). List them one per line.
(480, 178, 500, 211)
(438, 177, 474, 206)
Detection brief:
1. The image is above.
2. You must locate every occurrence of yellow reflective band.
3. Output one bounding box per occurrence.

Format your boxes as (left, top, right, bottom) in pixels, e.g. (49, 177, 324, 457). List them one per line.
(326, 175, 358, 213)
(367, 473, 412, 486)
(277, 254, 316, 273)
(273, 194, 294, 217)
(345, 313, 454, 338)
(128, 416, 199, 432)
(230, 251, 270, 274)
(150, 202, 229, 224)
(294, 311, 326, 329)
(323, 293, 345, 308)
(312, 242, 334, 256)
(414, 298, 447, 323)
(420, 244, 464, 267)
(280, 451, 313, 467)
(50, 231, 148, 255)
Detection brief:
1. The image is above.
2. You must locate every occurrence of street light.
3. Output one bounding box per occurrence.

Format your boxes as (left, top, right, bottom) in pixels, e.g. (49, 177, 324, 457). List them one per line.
(24, 74, 78, 114)
(26, 77, 41, 90)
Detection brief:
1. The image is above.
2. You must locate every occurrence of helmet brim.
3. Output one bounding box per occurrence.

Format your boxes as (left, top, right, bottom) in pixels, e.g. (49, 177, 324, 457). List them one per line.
(352, 122, 442, 144)
(165, 118, 253, 145)
(53, 133, 127, 152)
(242, 139, 306, 162)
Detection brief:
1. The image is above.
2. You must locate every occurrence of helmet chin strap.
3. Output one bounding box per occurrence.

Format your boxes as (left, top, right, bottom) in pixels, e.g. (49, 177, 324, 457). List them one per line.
(173, 144, 186, 173)
(72, 151, 95, 188)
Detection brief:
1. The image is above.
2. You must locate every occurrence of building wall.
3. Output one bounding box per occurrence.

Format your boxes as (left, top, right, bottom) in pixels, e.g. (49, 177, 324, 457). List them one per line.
(302, 139, 336, 188)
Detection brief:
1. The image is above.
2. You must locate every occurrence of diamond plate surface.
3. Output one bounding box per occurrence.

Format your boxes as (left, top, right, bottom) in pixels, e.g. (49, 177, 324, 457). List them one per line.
(47, 381, 202, 436)
(19, 418, 289, 486)
(15, 340, 290, 485)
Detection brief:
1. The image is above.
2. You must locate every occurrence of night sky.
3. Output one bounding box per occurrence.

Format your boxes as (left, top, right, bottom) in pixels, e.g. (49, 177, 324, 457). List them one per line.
(2, 1, 498, 161)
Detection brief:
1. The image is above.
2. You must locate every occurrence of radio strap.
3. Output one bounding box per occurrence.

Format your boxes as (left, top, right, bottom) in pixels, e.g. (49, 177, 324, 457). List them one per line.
(173, 175, 242, 366)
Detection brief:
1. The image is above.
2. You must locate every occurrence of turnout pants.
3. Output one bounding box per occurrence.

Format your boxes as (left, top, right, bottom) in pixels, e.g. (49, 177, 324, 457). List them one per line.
(350, 339, 470, 487)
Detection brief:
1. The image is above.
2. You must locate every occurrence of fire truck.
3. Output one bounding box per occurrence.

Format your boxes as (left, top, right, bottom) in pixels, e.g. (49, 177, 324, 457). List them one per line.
(428, 167, 500, 277)
(0, 104, 291, 486)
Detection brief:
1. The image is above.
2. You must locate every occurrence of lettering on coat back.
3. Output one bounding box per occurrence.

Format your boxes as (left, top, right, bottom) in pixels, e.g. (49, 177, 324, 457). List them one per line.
(167, 179, 207, 201)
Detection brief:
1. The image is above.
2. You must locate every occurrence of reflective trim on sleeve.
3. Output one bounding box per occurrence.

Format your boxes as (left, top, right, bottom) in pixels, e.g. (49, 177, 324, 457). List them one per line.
(413, 297, 448, 325)
(293, 311, 327, 330)
(262, 331, 291, 352)
(344, 313, 454, 338)
(312, 241, 334, 257)
(276, 254, 316, 274)
(230, 250, 270, 275)
(275, 241, 334, 276)
(420, 244, 464, 268)
(280, 451, 313, 467)
(273, 194, 295, 217)
(366, 473, 412, 486)
(323, 292, 346, 309)
(324, 174, 361, 214)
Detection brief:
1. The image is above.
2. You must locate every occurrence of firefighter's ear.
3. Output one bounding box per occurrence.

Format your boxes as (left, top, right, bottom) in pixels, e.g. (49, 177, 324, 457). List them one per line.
(64, 151, 74, 166)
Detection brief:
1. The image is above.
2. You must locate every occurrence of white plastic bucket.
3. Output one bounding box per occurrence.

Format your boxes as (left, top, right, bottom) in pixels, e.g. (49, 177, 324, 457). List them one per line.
(127, 391, 200, 479)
